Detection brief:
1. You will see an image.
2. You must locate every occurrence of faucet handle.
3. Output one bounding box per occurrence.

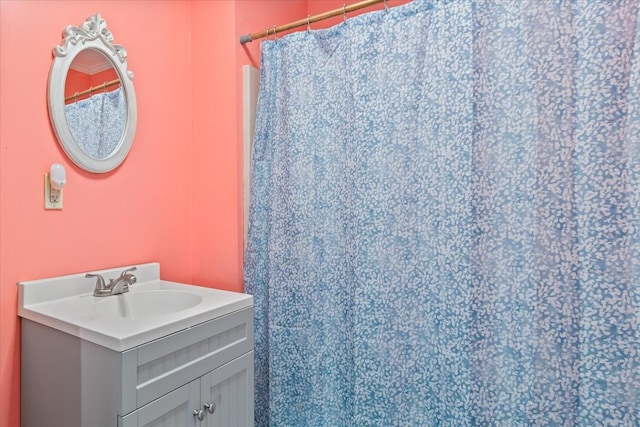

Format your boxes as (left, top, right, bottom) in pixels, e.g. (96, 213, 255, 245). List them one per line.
(119, 266, 137, 277)
(86, 273, 108, 296)
(119, 266, 137, 289)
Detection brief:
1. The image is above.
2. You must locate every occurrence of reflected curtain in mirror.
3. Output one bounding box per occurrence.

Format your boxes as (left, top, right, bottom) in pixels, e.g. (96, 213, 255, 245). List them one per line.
(64, 87, 126, 160)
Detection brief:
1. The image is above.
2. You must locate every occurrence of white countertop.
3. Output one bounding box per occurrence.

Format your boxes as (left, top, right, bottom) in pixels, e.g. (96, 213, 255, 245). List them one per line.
(18, 263, 253, 352)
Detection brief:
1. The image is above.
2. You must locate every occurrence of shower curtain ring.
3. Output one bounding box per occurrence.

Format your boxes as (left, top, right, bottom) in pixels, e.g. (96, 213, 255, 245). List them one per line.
(342, 4, 347, 24)
(307, 15, 312, 32)
(384, 0, 389, 11)
(273, 25, 278, 41)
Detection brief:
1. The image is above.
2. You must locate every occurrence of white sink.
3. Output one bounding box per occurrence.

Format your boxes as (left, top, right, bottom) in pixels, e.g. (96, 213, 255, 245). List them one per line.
(92, 290, 204, 319)
(17, 263, 253, 351)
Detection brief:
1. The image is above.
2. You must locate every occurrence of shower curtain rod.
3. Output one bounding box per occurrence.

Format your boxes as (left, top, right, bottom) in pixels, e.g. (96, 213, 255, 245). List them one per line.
(64, 78, 121, 103)
(239, 0, 389, 44)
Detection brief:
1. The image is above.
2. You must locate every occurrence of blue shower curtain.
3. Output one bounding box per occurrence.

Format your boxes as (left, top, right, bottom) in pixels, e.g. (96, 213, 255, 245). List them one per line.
(244, 0, 640, 425)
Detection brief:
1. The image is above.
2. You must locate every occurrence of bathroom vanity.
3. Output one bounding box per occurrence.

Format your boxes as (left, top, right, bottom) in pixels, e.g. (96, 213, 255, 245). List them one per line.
(18, 263, 254, 427)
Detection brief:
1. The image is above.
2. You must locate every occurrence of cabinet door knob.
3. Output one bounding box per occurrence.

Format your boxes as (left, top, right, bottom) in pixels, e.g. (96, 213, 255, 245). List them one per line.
(193, 409, 204, 421)
(204, 402, 216, 414)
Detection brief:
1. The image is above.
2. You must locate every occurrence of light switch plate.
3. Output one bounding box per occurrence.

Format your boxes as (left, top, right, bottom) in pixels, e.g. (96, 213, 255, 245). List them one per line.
(44, 174, 63, 210)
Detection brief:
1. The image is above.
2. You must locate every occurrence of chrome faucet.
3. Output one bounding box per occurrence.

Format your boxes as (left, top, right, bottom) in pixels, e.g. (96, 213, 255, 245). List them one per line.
(86, 267, 137, 297)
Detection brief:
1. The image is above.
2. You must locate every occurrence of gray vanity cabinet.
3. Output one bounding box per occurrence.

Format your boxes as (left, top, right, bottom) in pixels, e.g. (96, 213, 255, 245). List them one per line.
(119, 351, 254, 427)
(119, 378, 200, 427)
(22, 307, 254, 427)
(200, 352, 254, 426)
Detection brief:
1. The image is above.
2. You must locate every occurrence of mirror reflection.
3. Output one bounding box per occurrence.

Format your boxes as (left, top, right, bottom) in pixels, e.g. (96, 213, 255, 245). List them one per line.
(64, 49, 126, 160)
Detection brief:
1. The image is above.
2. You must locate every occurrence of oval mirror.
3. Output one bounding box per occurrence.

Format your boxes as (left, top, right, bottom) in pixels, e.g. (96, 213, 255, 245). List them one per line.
(48, 13, 136, 173)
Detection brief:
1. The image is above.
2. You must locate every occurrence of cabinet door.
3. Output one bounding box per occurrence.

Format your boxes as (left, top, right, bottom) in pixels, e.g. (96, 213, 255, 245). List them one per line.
(119, 379, 200, 427)
(201, 351, 254, 427)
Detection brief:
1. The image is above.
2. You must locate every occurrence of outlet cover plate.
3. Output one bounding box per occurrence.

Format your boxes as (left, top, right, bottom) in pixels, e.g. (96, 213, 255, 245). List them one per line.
(44, 174, 63, 210)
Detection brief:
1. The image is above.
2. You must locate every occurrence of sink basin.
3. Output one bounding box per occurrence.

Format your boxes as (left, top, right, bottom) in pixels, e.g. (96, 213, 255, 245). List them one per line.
(92, 290, 203, 319)
(17, 262, 253, 351)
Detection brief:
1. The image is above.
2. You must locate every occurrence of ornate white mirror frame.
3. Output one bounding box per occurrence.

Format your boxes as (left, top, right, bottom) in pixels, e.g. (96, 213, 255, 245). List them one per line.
(48, 13, 136, 173)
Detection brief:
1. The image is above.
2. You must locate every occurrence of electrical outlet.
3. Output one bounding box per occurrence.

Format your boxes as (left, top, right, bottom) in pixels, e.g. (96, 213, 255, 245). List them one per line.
(44, 174, 63, 210)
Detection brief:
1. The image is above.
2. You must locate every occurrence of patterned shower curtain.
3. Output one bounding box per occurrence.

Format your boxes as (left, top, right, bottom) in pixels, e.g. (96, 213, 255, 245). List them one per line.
(244, 0, 640, 425)
(65, 87, 126, 159)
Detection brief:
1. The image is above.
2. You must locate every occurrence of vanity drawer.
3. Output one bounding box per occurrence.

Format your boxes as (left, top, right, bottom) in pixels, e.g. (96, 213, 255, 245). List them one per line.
(123, 307, 254, 412)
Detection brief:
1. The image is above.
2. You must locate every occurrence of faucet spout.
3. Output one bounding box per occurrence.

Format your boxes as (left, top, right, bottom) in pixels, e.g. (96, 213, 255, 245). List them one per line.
(107, 278, 127, 295)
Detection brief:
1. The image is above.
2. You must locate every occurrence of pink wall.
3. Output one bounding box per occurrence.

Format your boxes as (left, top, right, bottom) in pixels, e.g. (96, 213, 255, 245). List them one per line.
(190, 0, 242, 292)
(2, 1, 200, 425)
(0, 1, 410, 425)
